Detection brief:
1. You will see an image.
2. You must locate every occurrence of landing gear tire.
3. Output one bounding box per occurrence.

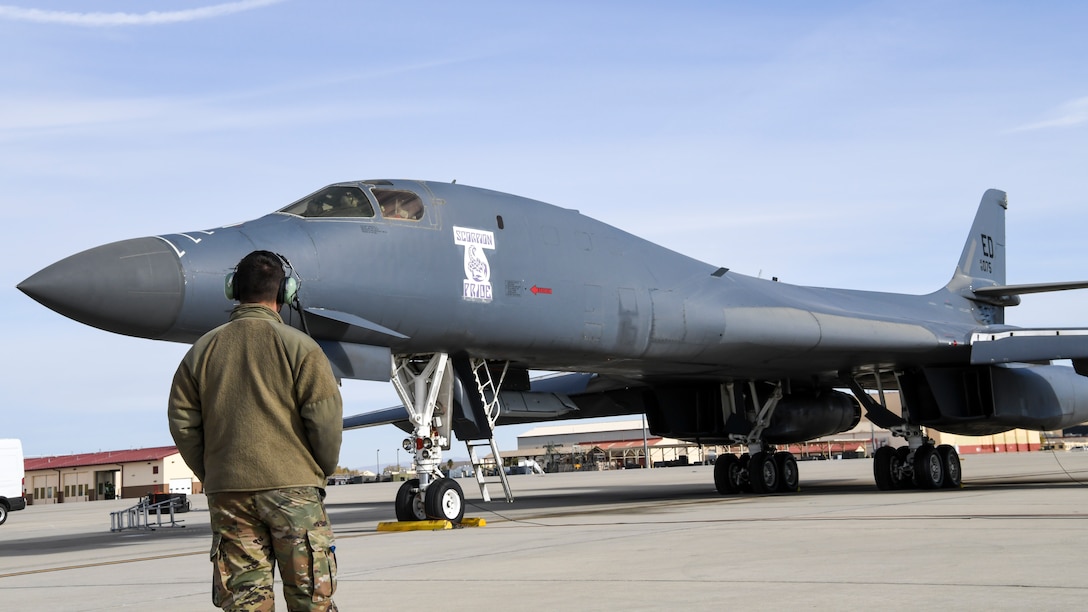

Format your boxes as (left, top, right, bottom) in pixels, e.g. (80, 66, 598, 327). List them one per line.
(775, 452, 799, 493)
(913, 445, 945, 489)
(714, 454, 743, 494)
(748, 452, 780, 493)
(938, 444, 962, 489)
(873, 446, 898, 490)
(425, 478, 465, 523)
(395, 479, 427, 522)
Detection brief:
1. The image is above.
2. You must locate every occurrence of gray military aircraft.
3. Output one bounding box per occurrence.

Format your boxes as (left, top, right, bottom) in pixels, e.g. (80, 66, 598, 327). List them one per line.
(18, 181, 1088, 523)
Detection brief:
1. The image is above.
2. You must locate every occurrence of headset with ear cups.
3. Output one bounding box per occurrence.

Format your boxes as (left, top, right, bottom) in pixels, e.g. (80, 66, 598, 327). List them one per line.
(224, 252, 300, 305)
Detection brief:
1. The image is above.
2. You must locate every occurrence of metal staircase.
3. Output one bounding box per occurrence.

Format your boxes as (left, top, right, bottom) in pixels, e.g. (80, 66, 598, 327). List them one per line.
(110, 494, 188, 532)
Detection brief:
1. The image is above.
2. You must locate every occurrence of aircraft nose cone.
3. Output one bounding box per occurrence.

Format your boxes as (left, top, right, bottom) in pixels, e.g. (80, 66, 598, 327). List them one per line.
(18, 237, 184, 339)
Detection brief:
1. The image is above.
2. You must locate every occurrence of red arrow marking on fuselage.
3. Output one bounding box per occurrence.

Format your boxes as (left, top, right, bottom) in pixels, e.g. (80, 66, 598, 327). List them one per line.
(530, 285, 552, 295)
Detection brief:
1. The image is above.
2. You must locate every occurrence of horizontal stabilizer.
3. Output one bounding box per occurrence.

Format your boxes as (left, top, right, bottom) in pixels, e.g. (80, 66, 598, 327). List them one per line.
(973, 281, 1088, 297)
(970, 329, 1088, 364)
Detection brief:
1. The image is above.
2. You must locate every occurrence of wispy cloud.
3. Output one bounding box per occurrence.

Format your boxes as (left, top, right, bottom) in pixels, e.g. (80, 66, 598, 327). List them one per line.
(1011, 96, 1088, 132)
(0, 0, 285, 26)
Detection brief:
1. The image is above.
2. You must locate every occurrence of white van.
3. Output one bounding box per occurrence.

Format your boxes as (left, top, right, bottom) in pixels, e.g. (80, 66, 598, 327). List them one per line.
(1, 439, 28, 525)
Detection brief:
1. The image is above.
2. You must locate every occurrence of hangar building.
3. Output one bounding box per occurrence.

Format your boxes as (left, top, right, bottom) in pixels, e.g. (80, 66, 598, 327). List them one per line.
(23, 445, 200, 504)
(508, 392, 1047, 472)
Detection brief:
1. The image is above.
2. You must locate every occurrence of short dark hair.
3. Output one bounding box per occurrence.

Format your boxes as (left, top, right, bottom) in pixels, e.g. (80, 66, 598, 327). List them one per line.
(234, 251, 285, 304)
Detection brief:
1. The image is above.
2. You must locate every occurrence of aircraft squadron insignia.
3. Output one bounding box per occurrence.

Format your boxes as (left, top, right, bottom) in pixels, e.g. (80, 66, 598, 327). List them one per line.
(453, 226, 495, 303)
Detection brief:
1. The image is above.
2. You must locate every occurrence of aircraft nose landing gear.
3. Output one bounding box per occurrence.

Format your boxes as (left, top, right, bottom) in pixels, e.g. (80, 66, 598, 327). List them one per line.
(425, 478, 465, 523)
(395, 479, 427, 522)
(388, 353, 467, 524)
(395, 475, 466, 523)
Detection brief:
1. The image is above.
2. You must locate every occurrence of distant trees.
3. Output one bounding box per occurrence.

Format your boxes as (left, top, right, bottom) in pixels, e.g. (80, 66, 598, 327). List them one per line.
(332, 465, 362, 476)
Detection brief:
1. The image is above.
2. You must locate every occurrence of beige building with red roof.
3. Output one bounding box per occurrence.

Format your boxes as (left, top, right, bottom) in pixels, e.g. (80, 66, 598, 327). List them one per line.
(23, 445, 200, 504)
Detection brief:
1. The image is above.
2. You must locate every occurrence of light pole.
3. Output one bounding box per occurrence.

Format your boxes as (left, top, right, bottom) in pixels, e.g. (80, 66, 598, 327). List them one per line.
(377, 449, 381, 476)
(642, 413, 650, 469)
(396, 447, 401, 473)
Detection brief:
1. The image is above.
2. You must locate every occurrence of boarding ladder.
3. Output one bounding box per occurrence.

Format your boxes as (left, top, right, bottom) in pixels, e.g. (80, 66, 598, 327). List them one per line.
(463, 358, 514, 503)
(110, 496, 187, 532)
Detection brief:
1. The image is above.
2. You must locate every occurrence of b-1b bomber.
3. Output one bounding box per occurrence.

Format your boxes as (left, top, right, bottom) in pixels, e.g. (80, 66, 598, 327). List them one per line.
(19, 181, 1088, 522)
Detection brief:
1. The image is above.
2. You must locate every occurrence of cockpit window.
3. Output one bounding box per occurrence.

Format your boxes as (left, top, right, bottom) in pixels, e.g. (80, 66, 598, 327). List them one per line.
(279, 186, 375, 218)
(374, 189, 424, 221)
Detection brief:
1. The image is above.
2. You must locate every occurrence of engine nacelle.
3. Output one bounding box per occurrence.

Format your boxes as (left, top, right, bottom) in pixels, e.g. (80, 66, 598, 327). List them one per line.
(901, 363, 1088, 436)
(641, 383, 861, 444)
(763, 390, 862, 443)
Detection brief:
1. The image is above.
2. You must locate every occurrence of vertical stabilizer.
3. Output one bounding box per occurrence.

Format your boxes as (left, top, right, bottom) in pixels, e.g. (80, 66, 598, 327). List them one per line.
(949, 189, 1007, 289)
(944, 189, 1008, 324)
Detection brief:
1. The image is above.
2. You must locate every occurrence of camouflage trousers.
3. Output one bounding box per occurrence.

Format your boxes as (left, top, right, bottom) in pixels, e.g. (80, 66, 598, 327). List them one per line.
(208, 487, 337, 611)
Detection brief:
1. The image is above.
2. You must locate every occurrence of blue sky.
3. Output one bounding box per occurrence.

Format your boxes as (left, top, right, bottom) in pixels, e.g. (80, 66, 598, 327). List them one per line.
(3, 1, 1087, 472)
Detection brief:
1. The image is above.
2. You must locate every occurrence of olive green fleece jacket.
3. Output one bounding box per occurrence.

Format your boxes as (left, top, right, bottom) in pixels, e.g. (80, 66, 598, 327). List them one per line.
(168, 304, 343, 494)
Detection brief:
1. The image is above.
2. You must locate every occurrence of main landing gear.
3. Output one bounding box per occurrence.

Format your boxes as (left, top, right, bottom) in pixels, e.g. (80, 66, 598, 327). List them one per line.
(873, 427, 962, 491)
(846, 376, 963, 493)
(714, 448, 800, 494)
(713, 381, 802, 495)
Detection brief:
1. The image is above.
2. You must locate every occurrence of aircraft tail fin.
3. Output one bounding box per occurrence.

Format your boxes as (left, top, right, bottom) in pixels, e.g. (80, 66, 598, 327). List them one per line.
(944, 190, 1088, 322)
(950, 189, 1007, 289)
(941, 189, 1009, 324)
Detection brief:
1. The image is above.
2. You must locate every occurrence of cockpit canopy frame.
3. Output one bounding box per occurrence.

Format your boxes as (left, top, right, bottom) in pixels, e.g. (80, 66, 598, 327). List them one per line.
(279, 183, 425, 222)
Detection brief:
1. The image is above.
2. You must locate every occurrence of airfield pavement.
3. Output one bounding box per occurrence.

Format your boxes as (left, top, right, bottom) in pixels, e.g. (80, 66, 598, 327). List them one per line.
(2, 452, 1087, 611)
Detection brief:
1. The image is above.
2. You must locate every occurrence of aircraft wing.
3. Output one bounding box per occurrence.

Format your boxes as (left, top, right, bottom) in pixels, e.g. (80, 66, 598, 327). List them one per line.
(343, 405, 410, 430)
(970, 329, 1088, 365)
(341, 371, 644, 433)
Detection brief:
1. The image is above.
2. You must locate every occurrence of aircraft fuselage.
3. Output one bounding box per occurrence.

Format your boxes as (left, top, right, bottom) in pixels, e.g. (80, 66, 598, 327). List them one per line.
(109, 180, 975, 385)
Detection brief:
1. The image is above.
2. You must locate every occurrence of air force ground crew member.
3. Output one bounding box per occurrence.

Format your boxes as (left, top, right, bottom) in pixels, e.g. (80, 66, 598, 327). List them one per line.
(168, 250, 344, 611)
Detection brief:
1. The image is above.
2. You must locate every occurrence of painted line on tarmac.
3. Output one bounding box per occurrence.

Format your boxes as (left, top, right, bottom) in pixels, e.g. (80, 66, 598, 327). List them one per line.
(0, 551, 204, 579)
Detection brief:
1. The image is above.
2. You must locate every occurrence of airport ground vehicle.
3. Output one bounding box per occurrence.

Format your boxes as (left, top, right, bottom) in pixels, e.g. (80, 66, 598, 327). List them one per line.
(0, 439, 27, 525)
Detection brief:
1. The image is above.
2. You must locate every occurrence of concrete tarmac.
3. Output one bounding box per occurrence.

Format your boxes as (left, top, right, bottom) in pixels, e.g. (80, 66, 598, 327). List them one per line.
(2, 452, 1088, 610)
